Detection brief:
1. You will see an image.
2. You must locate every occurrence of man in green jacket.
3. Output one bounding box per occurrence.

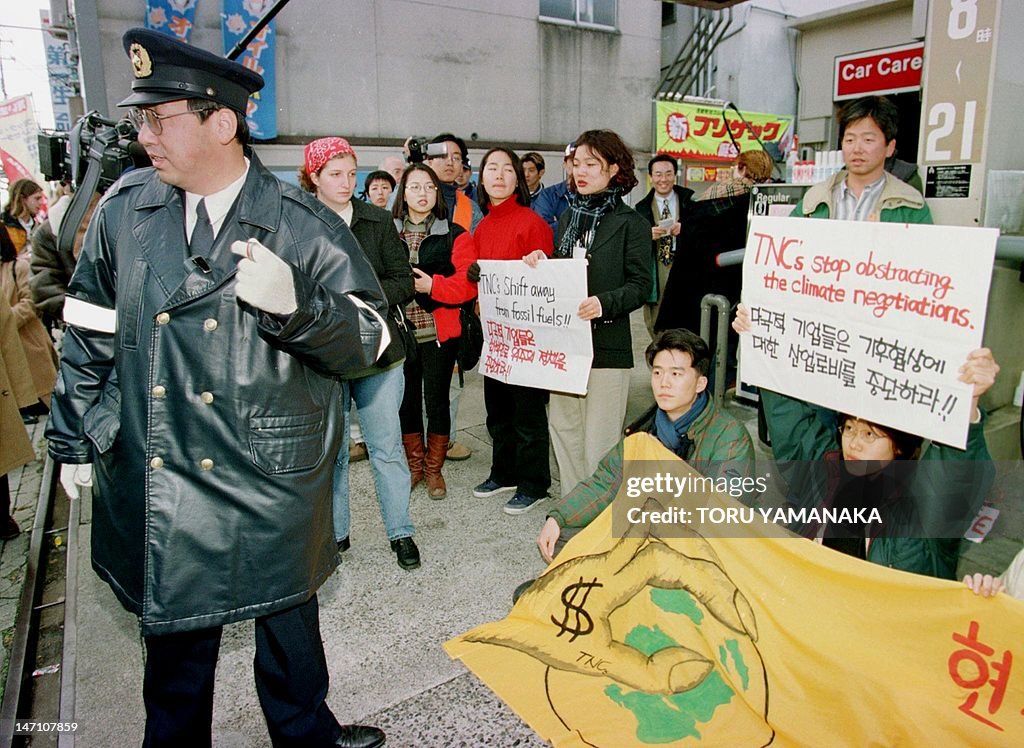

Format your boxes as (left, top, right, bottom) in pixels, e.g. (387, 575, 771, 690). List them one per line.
(536, 328, 755, 562)
(792, 95, 931, 225)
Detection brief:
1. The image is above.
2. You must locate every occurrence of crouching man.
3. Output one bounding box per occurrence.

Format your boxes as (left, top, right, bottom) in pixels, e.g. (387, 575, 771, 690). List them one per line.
(537, 328, 755, 563)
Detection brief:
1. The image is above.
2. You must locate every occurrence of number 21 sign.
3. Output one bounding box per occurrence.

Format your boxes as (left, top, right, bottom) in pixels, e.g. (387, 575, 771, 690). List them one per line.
(920, 0, 1000, 169)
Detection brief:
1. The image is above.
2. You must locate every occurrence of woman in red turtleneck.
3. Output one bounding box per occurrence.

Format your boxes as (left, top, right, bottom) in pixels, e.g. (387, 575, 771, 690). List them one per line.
(470, 147, 554, 515)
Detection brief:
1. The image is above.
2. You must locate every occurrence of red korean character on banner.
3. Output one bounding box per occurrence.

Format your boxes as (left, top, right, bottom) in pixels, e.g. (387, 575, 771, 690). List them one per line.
(948, 620, 1012, 731)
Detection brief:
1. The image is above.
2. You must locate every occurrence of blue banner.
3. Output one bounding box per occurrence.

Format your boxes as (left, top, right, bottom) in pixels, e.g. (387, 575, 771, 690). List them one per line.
(221, 1, 277, 140)
(145, 0, 199, 41)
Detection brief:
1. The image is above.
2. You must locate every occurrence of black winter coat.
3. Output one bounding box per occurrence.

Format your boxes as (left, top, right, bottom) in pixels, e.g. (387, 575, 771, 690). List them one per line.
(346, 199, 414, 373)
(554, 199, 652, 368)
(46, 155, 387, 634)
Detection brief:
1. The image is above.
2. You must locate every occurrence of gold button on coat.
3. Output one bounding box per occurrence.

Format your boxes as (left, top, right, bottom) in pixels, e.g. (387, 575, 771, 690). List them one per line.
(200, 391, 214, 404)
(200, 458, 214, 471)
(156, 312, 170, 325)
(203, 318, 218, 331)
(150, 457, 164, 469)
(152, 385, 166, 398)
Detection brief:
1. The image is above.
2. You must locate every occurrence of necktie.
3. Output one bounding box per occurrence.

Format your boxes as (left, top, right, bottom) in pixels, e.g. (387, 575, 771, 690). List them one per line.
(190, 198, 214, 257)
(657, 199, 673, 266)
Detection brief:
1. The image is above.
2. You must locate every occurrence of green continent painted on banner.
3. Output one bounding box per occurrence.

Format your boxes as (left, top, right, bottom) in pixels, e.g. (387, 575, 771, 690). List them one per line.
(650, 588, 704, 624)
(606, 671, 734, 743)
(603, 588, 750, 744)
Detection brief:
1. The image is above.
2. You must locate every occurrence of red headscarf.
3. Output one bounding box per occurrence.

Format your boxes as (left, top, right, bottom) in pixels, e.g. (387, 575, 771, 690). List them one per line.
(303, 137, 356, 175)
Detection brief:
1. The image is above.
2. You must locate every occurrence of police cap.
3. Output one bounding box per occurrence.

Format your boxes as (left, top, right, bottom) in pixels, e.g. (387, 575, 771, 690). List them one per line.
(118, 28, 263, 113)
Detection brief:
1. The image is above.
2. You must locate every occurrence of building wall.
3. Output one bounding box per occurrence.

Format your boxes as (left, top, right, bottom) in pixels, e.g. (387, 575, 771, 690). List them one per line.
(714, 5, 797, 117)
(792, 2, 916, 149)
(89, 0, 661, 150)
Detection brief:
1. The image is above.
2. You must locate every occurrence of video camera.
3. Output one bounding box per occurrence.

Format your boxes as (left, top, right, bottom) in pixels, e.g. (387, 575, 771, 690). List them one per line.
(406, 137, 448, 164)
(38, 112, 149, 191)
(37, 112, 150, 257)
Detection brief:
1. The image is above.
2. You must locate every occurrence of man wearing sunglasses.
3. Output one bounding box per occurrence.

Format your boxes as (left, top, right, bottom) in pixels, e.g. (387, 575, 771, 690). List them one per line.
(46, 28, 388, 748)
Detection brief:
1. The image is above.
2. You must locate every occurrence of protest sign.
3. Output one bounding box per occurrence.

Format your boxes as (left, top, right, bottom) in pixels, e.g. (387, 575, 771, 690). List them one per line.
(477, 259, 592, 395)
(447, 434, 1024, 747)
(739, 215, 997, 447)
(0, 96, 42, 185)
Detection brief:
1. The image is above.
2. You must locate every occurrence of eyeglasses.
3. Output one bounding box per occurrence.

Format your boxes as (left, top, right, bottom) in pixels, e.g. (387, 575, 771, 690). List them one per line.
(127, 107, 197, 135)
(405, 184, 437, 194)
(839, 423, 887, 445)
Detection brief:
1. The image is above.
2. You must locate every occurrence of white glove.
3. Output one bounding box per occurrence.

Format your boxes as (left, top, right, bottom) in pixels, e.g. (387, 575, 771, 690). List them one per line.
(231, 239, 298, 315)
(60, 463, 93, 500)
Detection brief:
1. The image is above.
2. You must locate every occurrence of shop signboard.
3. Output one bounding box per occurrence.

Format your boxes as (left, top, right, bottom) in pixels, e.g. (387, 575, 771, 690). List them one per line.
(833, 42, 924, 101)
(654, 101, 793, 163)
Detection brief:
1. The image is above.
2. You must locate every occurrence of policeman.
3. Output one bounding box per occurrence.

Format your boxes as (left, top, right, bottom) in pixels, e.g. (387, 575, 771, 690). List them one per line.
(47, 29, 388, 748)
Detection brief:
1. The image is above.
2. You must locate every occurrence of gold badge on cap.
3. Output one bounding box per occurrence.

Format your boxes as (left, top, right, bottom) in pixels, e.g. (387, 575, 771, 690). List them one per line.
(129, 42, 153, 78)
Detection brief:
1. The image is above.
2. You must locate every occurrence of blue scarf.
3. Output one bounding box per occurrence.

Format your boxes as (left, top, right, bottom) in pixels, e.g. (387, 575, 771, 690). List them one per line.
(653, 391, 708, 459)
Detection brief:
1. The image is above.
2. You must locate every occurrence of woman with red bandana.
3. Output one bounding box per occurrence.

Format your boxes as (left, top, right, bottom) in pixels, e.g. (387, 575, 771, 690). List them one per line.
(299, 137, 420, 571)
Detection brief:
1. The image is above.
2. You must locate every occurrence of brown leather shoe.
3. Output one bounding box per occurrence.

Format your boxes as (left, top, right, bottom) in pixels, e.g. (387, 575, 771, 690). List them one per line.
(348, 441, 368, 462)
(446, 440, 472, 461)
(424, 433, 448, 500)
(402, 433, 425, 490)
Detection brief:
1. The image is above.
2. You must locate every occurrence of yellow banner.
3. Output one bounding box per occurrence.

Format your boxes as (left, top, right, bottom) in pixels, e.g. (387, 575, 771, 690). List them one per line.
(446, 433, 1024, 747)
(655, 101, 793, 163)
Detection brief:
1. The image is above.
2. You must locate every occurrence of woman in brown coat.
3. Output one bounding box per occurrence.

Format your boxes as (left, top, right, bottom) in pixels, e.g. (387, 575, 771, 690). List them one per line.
(1, 291, 36, 538)
(1, 226, 57, 415)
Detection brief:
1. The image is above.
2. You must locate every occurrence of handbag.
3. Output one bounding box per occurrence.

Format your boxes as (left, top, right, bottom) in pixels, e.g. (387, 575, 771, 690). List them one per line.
(394, 307, 418, 364)
(457, 303, 483, 372)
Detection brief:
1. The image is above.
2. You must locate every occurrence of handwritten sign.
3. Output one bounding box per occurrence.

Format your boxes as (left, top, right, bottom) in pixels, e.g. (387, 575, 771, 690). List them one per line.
(477, 259, 592, 395)
(740, 216, 997, 447)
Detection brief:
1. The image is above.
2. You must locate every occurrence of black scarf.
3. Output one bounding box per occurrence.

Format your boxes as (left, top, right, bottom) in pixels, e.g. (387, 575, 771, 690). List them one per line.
(554, 186, 624, 258)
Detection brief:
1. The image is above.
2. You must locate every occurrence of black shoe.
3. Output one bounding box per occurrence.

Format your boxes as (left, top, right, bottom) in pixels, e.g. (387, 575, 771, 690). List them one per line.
(390, 536, 420, 570)
(337, 536, 351, 553)
(1, 517, 20, 541)
(336, 724, 385, 748)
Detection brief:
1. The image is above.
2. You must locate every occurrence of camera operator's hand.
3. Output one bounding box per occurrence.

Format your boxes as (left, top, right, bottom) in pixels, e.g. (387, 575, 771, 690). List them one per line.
(231, 240, 297, 316)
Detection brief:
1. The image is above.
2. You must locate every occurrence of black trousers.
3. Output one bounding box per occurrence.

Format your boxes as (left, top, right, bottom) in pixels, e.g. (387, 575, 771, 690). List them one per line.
(400, 338, 458, 436)
(483, 377, 550, 498)
(142, 595, 340, 748)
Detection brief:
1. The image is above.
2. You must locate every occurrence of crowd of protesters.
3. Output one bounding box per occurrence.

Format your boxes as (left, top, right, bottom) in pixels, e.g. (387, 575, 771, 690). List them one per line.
(2, 77, 1017, 745)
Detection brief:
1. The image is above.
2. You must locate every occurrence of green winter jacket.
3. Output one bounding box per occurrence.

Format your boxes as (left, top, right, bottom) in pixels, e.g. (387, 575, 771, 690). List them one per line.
(548, 397, 755, 529)
(792, 170, 933, 224)
(762, 389, 993, 579)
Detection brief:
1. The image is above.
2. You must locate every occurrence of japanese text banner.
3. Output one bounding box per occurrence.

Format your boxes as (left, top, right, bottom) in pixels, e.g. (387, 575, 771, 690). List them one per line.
(478, 259, 592, 395)
(655, 101, 793, 162)
(739, 216, 997, 448)
(222, 0, 277, 139)
(447, 434, 1024, 747)
(144, 0, 198, 41)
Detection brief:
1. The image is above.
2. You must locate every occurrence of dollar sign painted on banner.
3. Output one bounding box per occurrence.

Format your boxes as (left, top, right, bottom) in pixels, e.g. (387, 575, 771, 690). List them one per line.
(551, 577, 603, 642)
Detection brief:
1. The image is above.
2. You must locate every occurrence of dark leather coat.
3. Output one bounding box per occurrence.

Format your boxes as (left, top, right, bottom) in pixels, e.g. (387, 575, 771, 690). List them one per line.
(346, 198, 413, 374)
(46, 155, 387, 635)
